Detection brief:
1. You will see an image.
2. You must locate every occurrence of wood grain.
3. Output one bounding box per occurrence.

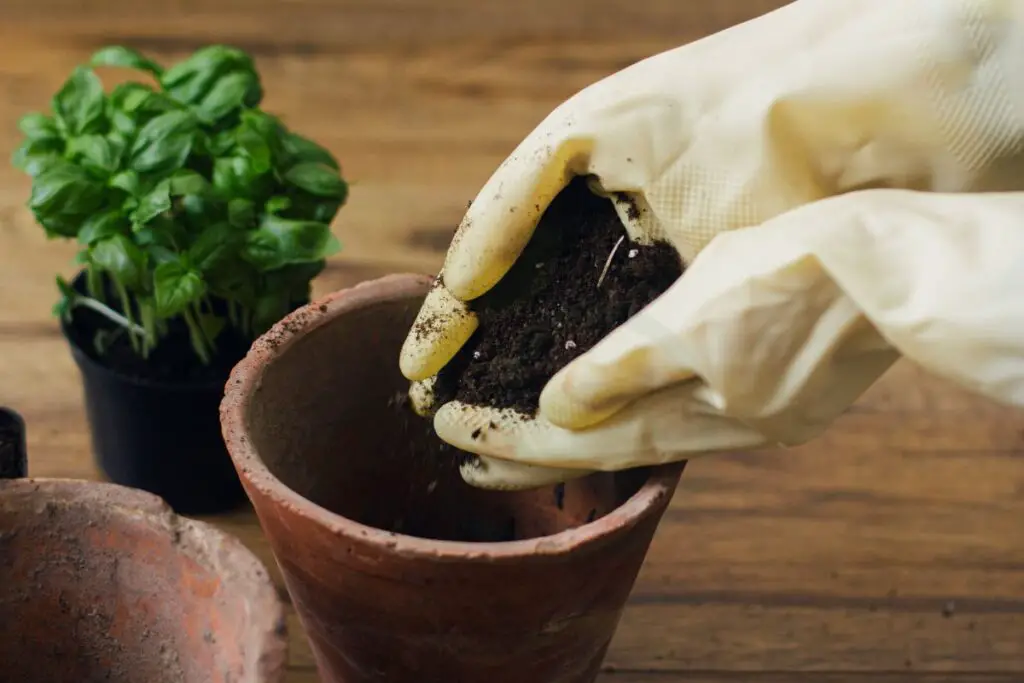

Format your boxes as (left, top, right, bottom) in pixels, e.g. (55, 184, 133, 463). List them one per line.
(1, 1, 1022, 681)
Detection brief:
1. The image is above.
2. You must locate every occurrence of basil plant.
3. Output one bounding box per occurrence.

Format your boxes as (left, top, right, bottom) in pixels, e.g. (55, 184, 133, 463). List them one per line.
(13, 45, 347, 365)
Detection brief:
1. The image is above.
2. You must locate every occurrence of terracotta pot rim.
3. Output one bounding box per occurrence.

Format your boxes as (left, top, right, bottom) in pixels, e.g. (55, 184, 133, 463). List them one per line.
(221, 272, 684, 562)
(0, 476, 288, 680)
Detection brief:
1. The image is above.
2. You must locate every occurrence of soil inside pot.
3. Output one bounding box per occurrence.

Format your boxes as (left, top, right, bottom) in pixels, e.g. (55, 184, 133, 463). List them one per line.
(64, 275, 256, 384)
(245, 291, 652, 545)
(376, 391, 651, 543)
(433, 175, 685, 415)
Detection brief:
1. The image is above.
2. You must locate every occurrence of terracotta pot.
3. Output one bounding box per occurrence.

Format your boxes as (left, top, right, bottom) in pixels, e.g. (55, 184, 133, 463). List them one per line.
(221, 273, 685, 683)
(0, 408, 287, 683)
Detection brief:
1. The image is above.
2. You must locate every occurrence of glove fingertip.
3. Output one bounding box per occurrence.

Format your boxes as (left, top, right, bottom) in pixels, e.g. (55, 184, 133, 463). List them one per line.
(539, 361, 641, 430)
(459, 455, 591, 491)
(408, 376, 438, 417)
(399, 284, 478, 381)
(539, 368, 620, 430)
(433, 402, 596, 490)
(445, 141, 581, 301)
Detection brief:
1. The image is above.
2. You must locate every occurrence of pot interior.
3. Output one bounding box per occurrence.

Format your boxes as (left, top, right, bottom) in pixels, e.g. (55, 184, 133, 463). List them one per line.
(246, 289, 649, 543)
(0, 485, 274, 683)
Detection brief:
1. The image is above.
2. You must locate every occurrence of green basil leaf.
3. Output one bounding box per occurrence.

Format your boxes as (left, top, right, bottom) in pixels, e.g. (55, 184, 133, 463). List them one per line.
(12, 138, 63, 177)
(154, 260, 205, 317)
(284, 162, 347, 199)
(78, 211, 128, 245)
(198, 313, 226, 343)
(90, 45, 164, 77)
(110, 109, 136, 135)
(52, 275, 77, 321)
(206, 261, 256, 305)
(180, 194, 211, 223)
(17, 113, 60, 141)
(130, 180, 171, 224)
(195, 70, 262, 123)
(39, 215, 82, 239)
(242, 109, 282, 134)
(160, 45, 256, 104)
(242, 215, 339, 270)
(111, 82, 150, 111)
(52, 66, 106, 136)
(242, 230, 281, 271)
(311, 199, 342, 224)
(234, 118, 273, 173)
(213, 156, 258, 196)
(207, 130, 236, 156)
(128, 110, 197, 173)
(167, 169, 211, 196)
(264, 196, 291, 215)
(90, 234, 145, 287)
(252, 292, 292, 334)
(282, 132, 339, 170)
(134, 217, 181, 252)
(189, 222, 238, 272)
(65, 134, 119, 175)
(110, 82, 180, 116)
(109, 170, 141, 196)
(146, 244, 178, 265)
(264, 261, 323, 300)
(29, 162, 105, 217)
(228, 198, 255, 228)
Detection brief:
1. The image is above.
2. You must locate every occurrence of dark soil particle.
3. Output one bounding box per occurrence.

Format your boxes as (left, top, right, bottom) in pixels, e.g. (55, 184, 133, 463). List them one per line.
(554, 483, 566, 510)
(434, 175, 684, 415)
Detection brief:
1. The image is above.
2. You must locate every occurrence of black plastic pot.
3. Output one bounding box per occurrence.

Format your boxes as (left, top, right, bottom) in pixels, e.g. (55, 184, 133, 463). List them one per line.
(57, 272, 291, 515)
(0, 407, 27, 480)
(64, 338, 246, 514)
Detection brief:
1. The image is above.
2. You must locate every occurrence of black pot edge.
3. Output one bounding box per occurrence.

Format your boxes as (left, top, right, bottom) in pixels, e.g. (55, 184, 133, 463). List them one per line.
(58, 269, 302, 393)
(0, 407, 28, 480)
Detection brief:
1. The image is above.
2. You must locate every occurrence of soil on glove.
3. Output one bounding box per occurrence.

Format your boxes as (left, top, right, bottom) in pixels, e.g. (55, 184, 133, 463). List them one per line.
(433, 175, 685, 416)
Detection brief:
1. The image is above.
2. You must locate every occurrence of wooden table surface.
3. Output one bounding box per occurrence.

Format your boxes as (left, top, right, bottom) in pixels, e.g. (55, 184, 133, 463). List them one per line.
(1, 1, 1022, 681)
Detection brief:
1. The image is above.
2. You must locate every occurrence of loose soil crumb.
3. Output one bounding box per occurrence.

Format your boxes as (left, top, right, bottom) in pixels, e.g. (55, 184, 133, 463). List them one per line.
(434, 176, 684, 415)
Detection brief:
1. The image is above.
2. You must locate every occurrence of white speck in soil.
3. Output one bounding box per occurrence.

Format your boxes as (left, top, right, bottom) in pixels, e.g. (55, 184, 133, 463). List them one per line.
(473, 350, 481, 359)
(628, 249, 638, 258)
(564, 340, 576, 350)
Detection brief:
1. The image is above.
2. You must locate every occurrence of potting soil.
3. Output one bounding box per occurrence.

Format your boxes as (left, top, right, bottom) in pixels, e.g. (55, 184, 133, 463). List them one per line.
(433, 175, 684, 415)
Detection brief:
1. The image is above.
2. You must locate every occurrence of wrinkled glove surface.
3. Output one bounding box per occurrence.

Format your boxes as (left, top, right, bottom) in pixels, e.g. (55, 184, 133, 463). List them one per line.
(400, 0, 1024, 489)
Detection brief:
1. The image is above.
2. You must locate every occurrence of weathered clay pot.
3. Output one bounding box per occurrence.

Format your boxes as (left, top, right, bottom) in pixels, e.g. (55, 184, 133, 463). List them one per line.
(221, 273, 685, 683)
(0, 408, 287, 683)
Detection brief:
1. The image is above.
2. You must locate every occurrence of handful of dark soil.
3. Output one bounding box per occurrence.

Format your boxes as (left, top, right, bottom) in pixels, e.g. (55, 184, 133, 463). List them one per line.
(433, 176, 684, 416)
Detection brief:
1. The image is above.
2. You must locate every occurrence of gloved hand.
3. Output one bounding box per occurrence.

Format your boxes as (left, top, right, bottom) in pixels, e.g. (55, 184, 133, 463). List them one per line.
(400, 0, 1024, 489)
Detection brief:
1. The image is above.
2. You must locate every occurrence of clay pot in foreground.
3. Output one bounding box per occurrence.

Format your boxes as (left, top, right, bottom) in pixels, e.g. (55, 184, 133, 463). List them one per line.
(0, 408, 287, 683)
(221, 273, 685, 683)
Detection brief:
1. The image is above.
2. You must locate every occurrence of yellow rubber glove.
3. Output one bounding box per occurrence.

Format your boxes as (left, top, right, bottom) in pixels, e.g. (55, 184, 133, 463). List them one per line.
(400, 0, 1024, 488)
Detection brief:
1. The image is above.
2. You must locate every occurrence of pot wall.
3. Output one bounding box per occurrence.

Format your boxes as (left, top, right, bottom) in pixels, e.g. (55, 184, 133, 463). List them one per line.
(0, 479, 286, 683)
(222, 274, 684, 683)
